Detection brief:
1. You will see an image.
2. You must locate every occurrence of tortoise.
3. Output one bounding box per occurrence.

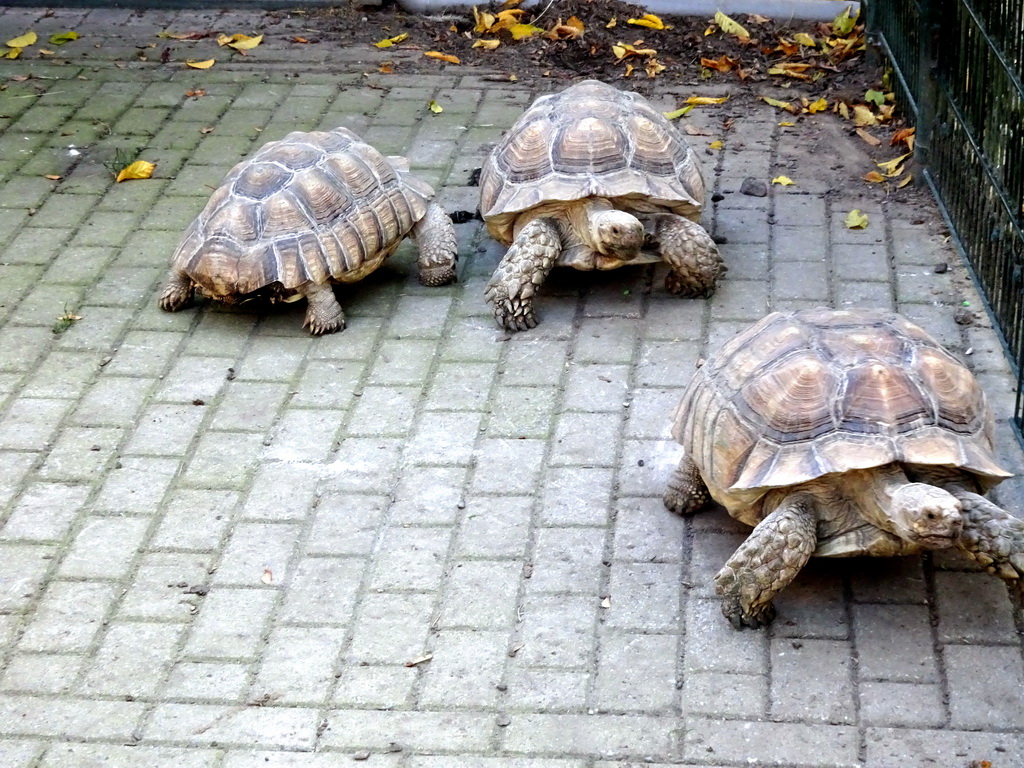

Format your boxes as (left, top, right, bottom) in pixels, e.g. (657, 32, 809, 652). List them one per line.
(479, 79, 724, 331)
(159, 127, 457, 335)
(664, 307, 1024, 629)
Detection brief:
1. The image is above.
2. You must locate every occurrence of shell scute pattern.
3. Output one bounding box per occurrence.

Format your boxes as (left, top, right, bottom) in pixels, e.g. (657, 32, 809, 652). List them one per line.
(172, 128, 431, 298)
(480, 80, 705, 244)
(675, 308, 1009, 515)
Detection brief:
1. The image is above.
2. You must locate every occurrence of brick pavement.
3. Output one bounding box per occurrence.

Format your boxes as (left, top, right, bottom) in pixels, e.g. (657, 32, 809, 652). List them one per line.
(0, 6, 1023, 767)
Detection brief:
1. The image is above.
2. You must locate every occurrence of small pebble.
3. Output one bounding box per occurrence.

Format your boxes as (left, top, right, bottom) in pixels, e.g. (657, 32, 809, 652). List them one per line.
(496, 714, 511, 727)
(934, 262, 948, 274)
(740, 176, 768, 197)
(352, 751, 370, 761)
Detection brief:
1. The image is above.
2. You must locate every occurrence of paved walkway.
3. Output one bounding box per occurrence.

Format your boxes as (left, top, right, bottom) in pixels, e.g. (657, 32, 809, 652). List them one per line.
(0, 7, 1023, 768)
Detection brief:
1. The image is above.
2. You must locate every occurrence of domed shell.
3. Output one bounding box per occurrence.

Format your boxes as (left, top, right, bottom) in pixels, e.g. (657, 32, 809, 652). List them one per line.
(171, 128, 434, 299)
(672, 307, 1011, 525)
(479, 79, 706, 245)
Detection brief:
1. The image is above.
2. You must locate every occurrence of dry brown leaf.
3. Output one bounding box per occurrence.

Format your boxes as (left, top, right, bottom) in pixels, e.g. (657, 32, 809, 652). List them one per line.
(891, 127, 916, 149)
(184, 88, 206, 98)
(645, 57, 666, 77)
(855, 128, 881, 146)
(260, 568, 273, 584)
(701, 55, 737, 72)
(378, 61, 395, 74)
(863, 171, 885, 183)
(292, 36, 309, 44)
(44, 174, 61, 180)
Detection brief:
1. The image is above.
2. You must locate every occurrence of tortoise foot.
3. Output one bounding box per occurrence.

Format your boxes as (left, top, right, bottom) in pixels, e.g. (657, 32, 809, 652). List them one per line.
(159, 272, 194, 312)
(721, 594, 776, 630)
(302, 283, 346, 336)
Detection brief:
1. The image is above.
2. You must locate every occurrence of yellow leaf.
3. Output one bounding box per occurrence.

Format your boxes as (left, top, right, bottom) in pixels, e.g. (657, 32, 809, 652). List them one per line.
(48, 31, 79, 46)
(896, 172, 915, 188)
(612, 44, 626, 60)
(713, 11, 749, 40)
(709, 140, 723, 150)
(876, 151, 912, 176)
(115, 160, 156, 183)
(807, 98, 828, 113)
(374, 33, 408, 48)
(472, 38, 500, 49)
(833, 6, 858, 36)
(428, 99, 443, 113)
(186, 59, 215, 69)
(1, 48, 20, 59)
(216, 33, 239, 46)
(779, 121, 795, 127)
(606, 17, 617, 28)
(494, 8, 526, 25)
(627, 13, 668, 30)
(508, 23, 543, 40)
(645, 57, 666, 78)
(845, 209, 869, 229)
(704, 25, 715, 36)
(473, 7, 496, 33)
(6, 31, 37, 48)
(228, 33, 263, 50)
(685, 96, 728, 105)
(772, 176, 795, 186)
(663, 105, 694, 120)
(424, 51, 460, 64)
(852, 104, 878, 127)
(863, 171, 885, 183)
(762, 96, 798, 114)
(793, 32, 816, 46)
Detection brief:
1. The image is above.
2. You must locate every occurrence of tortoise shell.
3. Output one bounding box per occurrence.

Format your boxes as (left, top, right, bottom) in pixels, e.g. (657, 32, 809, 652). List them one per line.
(672, 307, 1011, 526)
(479, 79, 706, 246)
(170, 127, 434, 300)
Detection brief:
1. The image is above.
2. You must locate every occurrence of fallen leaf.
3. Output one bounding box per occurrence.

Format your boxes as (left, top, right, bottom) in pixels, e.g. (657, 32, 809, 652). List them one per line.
(806, 97, 828, 113)
(709, 140, 723, 149)
(768, 62, 814, 79)
(39, 48, 54, 55)
(545, 16, 584, 40)
(864, 89, 885, 106)
(185, 88, 206, 98)
(891, 127, 916, 149)
(292, 36, 309, 44)
(6, 31, 37, 48)
(832, 6, 858, 36)
(600, 596, 612, 608)
(378, 62, 395, 74)
(260, 568, 273, 584)
(793, 32, 816, 46)
(772, 175, 795, 186)
(896, 174, 914, 188)
(473, 7, 497, 33)
(845, 209, 869, 229)
(428, 99, 443, 113)
(186, 58, 215, 69)
(627, 13, 669, 30)
(837, 101, 850, 119)
(2, 49, 21, 59)
(685, 95, 728, 105)
(200, 126, 215, 134)
(405, 653, 433, 667)
(863, 171, 885, 183)
(876, 151, 912, 176)
(852, 104, 878, 126)
(762, 96, 798, 114)
(157, 29, 205, 40)
(48, 31, 79, 46)
(44, 174, 61, 180)
(701, 55, 737, 72)
(663, 105, 694, 120)
(508, 23, 543, 40)
(606, 17, 617, 28)
(749, 14, 771, 24)
(472, 38, 500, 49)
(714, 11, 749, 40)
(645, 57, 666, 77)
(374, 32, 408, 48)
(855, 128, 881, 146)
(683, 124, 713, 136)
(424, 51, 460, 64)
(115, 160, 156, 183)
(228, 33, 263, 51)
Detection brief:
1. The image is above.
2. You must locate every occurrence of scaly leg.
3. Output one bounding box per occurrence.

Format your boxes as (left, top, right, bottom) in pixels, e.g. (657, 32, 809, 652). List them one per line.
(664, 455, 712, 516)
(413, 201, 458, 286)
(159, 270, 195, 312)
(715, 493, 817, 629)
(484, 217, 561, 332)
(301, 282, 345, 336)
(651, 214, 725, 298)
(949, 488, 1024, 581)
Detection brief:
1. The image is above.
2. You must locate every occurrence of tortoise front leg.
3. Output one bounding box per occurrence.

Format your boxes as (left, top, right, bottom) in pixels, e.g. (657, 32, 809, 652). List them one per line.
(650, 214, 725, 298)
(664, 455, 712, 516)
(484, 217, 561, 332)
(715, 492, 818, 629)
(949, 488, 1024, 581)
(159, 270, 195, 312)
(413, 201, 458, 286)
(301, 282, 345, 336)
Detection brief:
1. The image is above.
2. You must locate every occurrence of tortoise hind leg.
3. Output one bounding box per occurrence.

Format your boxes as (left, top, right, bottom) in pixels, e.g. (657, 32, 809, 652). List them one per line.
(301, 282, 345, 336)
(715, 492, 818, 629)
(159, 270, 195, 312)
(664, 455, 712, 516)
(484, 217, 561, 332)
(413, 202, 458, 286)
(651, 214, 726, 298)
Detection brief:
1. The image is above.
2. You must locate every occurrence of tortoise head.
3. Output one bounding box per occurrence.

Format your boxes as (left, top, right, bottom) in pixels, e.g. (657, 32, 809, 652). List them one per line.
(591, 209, 644, 261)
(889, 483, 964, 548)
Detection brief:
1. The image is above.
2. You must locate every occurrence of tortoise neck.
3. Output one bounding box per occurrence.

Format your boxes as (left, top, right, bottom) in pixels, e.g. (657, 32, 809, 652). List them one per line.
(567, 198, 614, 251)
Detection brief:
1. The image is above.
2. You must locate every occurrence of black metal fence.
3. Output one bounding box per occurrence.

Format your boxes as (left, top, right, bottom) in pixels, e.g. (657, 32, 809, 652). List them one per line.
(869, 0, 1024, 433)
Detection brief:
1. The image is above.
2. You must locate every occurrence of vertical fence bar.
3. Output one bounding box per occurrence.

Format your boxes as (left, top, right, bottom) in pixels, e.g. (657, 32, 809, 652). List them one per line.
(913, 0, 937, 177)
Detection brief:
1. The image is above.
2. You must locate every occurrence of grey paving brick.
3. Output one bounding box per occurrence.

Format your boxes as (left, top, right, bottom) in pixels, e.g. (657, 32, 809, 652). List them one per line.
(488, 385, 558, 438)
(280, 557, 364, 626)
(1, 652, 84, 695)
(944, 643, 1024, 729)
(684, 598, 767, 675)
(118, 552, 214, 621)
(144, 703, 318, 749)
(153, 489, 238, 551)
(79, 621, 186, 697)
(470, 439, 545, 494)
(390, 466, 467, 525)
(635, 340, 700, 387)
(2, 482, 90, 542)
(179, 431, 266, 490)
(550, 411, 622, 467)
(332, 663, 417, 709)
(41, 744, 219, 768)
(562, 364, 629, 414)
(369, 526, 451, 592)
(183, 587, 277, 660)
(213, 522, 300, 587)
(934, 570, 1018, 643)
(501, 338, 571, 386)
(0, 397, 73, 451)
(0, 695, 143, 740)
(613, 497, 685, 563)
(251, 626, 345, 705)
(864, 727, 1024, 768)
(321, 710, 494, 752)
(683, 717, 859, 766)
(502, 714, 675, 759)
(505, 667, 590, 712)
(348, 591, 435, 665)
(456, 495, 532, 559)
(420, 629, 507, 708)
(594, 632, 677, 712)
(18, 581, 117, 653)
(852, 603, 939, 682)
(859, 681, 945, 727)
(58, 516, 148, 579)
(322, 437, 403, 493)
(528, 527, 605, 595)
(441, 559, 521, 628)
(770, 637, 855, 723)
(681, 671, 766, 719)
(517, 593, 596, 669)
(604, 562, 682, 631)
(539, 467, 613, 527)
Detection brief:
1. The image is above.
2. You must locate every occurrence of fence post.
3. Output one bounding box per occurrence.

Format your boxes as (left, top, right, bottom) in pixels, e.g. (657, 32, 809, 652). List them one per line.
(913, 0, 939, 182)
